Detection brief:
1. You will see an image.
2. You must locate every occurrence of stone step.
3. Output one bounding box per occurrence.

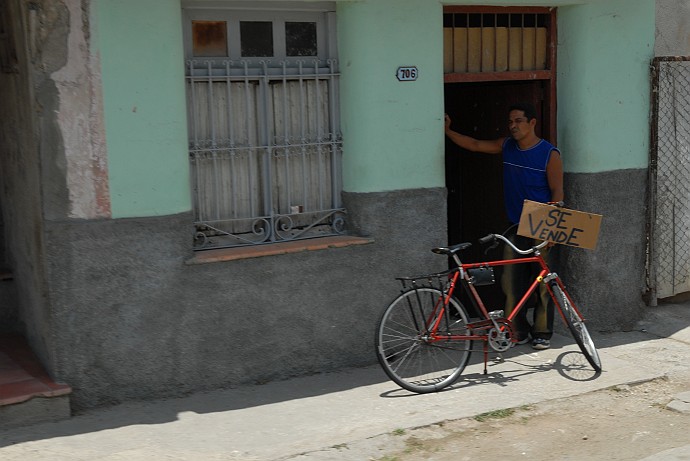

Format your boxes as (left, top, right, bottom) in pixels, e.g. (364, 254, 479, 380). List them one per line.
(0, 333, 72, 429)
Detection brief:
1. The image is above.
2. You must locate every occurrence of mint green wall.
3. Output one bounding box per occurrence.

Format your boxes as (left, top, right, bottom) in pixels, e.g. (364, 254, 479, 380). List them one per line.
(93, 0, 191, 218)
(557, 0, 655, 173)
(338, 0, 446, 193)
(92, 0, 654, 205)
(338, 0, 655, 193)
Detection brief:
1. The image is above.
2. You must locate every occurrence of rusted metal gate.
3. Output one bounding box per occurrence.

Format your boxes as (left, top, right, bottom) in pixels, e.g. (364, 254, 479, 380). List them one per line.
(649, 56, 690, 302)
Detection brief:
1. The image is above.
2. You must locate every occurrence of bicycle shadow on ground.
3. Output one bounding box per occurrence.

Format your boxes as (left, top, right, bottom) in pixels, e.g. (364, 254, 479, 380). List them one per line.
(456, 334, 600, 383)
(554, 351, 601, 381)
(379, 341, 602, 399)
(453, 301, 690, 388)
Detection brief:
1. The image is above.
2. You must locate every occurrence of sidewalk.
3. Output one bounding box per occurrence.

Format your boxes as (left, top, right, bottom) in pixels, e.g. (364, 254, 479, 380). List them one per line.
(0, 303, 689, 461)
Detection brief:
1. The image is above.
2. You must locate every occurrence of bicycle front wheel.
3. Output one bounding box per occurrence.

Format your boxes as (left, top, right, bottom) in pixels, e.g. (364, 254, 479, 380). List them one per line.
(375, 287, 473, 393)
(553, 284, 602, 372)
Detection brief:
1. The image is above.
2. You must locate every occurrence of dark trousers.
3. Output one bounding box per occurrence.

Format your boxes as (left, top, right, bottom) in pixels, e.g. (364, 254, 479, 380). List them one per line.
(501, 227, 555, 340)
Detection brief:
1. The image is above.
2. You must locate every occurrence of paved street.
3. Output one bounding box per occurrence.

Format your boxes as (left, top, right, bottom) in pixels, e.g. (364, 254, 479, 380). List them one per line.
(0, 303, 689, 460)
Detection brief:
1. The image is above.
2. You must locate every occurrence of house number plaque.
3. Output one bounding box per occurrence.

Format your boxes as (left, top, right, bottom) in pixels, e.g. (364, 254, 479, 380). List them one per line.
(396, 66, 418, 81)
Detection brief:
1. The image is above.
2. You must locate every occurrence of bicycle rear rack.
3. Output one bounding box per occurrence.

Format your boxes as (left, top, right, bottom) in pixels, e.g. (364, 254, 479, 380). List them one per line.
(395, 268, 457, 293)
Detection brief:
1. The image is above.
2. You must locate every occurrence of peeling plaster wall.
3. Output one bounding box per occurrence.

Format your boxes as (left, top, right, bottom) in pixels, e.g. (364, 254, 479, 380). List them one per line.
(50, 0, 110, 219)
(30, 1, 71, 222)
(21, 0, 110, 223)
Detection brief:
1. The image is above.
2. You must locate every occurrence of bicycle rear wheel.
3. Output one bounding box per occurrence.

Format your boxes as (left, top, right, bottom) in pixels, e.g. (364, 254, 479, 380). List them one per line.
(375, 287, 473, 393)
(553, 284, 602, 372)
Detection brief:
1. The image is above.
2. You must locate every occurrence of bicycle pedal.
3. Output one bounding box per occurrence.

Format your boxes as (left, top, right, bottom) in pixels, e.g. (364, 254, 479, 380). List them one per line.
(489, 310, 504, 319)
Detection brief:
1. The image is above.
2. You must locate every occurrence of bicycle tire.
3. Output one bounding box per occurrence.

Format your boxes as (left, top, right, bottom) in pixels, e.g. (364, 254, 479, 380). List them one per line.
(375, 287, 473, 393)
(553, 284, 602, 372)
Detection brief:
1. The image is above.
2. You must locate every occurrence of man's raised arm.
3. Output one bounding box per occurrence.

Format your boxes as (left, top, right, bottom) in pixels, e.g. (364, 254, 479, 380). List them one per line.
(444, 114, 504, 154)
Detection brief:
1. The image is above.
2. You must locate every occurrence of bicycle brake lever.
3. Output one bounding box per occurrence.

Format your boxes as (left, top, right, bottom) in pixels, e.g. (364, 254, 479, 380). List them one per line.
(484, 241, 499, 255)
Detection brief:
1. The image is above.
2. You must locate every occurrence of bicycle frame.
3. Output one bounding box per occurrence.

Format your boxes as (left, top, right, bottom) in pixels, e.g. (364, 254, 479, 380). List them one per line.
(375, 230, 601, 393)
(376, 232, 602, 392)
(461, 256, 551, 329)
(427, 246, 586, 348)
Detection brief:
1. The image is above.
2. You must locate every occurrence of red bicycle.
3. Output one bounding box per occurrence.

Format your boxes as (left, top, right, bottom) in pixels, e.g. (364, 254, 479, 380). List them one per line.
(375, 232, 602, 393)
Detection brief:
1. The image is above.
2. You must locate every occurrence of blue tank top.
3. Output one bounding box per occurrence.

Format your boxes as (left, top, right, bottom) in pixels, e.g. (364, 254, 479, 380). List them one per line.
(502, 137, 559, 224)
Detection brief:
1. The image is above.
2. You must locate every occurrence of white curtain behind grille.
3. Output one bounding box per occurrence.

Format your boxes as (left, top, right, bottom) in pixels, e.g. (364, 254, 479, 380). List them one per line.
(188, 75, 336, 235)
(270, 80, 334, 217)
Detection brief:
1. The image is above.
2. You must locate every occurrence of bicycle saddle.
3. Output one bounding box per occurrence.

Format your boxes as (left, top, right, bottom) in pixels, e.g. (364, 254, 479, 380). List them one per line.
(431, 242, 471, 255)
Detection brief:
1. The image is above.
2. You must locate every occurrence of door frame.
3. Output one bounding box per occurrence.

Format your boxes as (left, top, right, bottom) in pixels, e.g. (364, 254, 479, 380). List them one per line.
(443, 6, 558, 142)
(442, 6, 558, 311)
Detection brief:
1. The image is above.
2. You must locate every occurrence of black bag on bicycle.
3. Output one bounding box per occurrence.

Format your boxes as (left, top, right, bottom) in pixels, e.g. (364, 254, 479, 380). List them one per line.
(467, 266, 495, 286)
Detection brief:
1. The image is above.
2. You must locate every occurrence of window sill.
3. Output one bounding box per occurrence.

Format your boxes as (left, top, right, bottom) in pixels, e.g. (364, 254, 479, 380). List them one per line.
(185, 235, 374, 265)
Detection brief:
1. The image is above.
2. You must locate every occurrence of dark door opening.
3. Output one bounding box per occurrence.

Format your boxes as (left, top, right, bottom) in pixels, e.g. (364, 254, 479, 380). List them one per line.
(444, 80, 549, 312)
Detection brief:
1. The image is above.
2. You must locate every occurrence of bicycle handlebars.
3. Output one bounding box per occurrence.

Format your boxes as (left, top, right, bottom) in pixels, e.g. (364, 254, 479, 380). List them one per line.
(479, 233, 549, 255)
(432, 233, 549, 259)
(478, 234, 497, 245)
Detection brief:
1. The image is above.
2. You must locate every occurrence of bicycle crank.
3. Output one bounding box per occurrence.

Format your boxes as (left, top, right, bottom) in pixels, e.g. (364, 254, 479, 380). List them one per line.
(488, 320, 514, 352)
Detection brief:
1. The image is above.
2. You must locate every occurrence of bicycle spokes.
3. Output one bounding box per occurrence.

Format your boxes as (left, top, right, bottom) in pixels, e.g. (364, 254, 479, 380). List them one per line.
(375, 287, 473, 393)
(553, 284, 602, 372)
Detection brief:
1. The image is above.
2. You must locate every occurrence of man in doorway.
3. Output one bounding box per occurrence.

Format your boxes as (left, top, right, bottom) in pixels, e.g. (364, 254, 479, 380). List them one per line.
(444, 103, 563, 350)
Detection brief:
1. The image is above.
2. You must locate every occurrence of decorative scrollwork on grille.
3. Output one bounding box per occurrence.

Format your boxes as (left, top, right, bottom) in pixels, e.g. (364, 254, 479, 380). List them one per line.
(193, 209, 348, 250)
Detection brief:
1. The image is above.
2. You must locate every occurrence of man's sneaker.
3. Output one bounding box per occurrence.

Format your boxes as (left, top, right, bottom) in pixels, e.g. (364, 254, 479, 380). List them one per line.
(532, 338, 550, 350)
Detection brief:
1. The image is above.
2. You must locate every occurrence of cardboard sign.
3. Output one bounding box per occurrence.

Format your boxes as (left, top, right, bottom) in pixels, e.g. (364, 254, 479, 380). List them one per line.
(517, 200, 603, 250)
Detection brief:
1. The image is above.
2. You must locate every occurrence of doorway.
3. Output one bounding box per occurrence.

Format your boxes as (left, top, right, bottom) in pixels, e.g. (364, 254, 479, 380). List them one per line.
(444, 80, 549, 249)
(444, 81, 549, 312)
(442, 6, 557, 313)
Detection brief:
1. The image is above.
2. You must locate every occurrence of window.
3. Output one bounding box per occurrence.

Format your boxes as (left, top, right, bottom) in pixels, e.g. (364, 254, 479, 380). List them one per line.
(192, 21, 228, 57)
(182, 2, 343, 250)
(240, 21, 273, 56)
(286, 22, 317, 56)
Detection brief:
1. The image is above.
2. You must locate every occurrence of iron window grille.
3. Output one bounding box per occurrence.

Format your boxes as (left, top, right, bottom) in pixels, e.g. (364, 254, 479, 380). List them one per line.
(183, 4, 344, 250)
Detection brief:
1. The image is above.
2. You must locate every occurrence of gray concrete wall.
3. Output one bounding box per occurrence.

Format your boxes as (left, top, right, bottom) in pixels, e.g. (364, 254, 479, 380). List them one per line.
(560, 169, 648, 330)
(655, 0, 690, 56)
(44, 188, 447, 410)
